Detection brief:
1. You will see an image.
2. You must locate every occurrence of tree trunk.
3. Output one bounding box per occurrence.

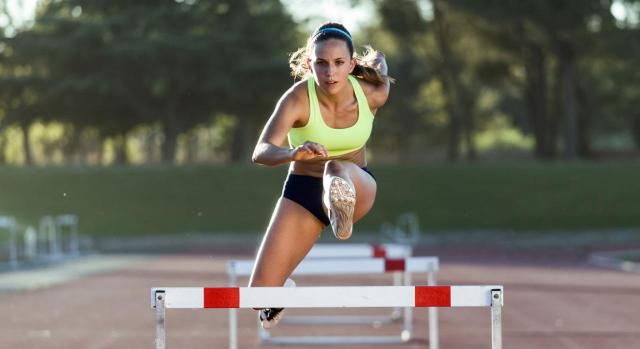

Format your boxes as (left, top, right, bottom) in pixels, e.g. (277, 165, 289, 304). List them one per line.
(576, 82, 592, 158)
(632, 113, 640, 150)
(523, 42, 553, 159)
(185, 132, 197, 164)
(443, 81, 461, 162)
(0, 129, 6, 164)
(433, 0, 474, 162)
(230, 116, 255, 163)
(556, 40, 579, 160)
(461, 95, 476, 161)
(161, 115, 179, 164)
(112, 134, 129, 165)
(20, 123, 33, 166)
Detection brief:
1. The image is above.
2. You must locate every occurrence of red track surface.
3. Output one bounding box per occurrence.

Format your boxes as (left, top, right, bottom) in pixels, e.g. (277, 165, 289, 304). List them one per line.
(1, 251, 639, 349)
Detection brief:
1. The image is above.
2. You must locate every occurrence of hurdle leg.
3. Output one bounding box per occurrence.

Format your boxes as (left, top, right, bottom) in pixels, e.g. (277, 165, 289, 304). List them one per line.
(491, 289, 503, 349)
(229, 309, 238, 349)
(155, 291, 166, 349)
(228, 271, 238, 349)
(401, 271, 412, 341)
(391, 271, 402, 319)
(9, 227, 18, 269)
(427, 271, 439, 349)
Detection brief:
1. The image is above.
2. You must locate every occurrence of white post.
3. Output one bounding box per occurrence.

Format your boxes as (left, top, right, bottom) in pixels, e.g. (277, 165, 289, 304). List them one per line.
(40, 216, 59, 259)
(402, 271, 413, 341)
(227, 263, 238, 349)
(0, 216, 18, 268)
(428, 271, 439, 349)
(155, 291, 166, 349)
(56, 214, 79, 256)
(9, 223, 17, 268)
(391, 271, 402, 319)
(24, 226, 37, 260)
(491, 289, 503, 349)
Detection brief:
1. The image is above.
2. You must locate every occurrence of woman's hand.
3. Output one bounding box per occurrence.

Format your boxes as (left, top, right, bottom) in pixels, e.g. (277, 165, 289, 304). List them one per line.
(291, 141, 328, 161)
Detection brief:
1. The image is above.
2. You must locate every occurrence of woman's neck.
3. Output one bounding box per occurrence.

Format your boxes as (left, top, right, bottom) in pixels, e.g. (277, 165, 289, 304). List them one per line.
(316, 79, 354, 108)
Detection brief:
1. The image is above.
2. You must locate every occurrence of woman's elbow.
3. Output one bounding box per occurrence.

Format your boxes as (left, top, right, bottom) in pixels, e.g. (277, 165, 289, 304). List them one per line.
(251, 150, 263, 165)
(251, 146, 270, 166)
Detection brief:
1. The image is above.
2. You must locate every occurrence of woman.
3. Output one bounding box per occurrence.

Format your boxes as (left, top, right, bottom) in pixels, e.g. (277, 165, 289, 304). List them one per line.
(249, 22, 391, 328)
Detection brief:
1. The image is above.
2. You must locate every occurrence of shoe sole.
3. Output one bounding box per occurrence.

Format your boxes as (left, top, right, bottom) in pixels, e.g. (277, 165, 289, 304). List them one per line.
(328, 177, 356, 240)
(261, 308, 284, 329)
(261, 279, 294, 330)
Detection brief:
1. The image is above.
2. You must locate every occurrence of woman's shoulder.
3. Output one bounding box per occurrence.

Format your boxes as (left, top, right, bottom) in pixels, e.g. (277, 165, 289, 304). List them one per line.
(275, 78, 310, 116)
(282, 79, 309, 103)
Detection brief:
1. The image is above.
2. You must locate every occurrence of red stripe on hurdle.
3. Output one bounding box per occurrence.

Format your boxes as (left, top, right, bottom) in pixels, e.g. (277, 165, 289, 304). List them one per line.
(372, 245, 386, 258)
(415, 286, 451, 307)
(204, 288, 239, 308)
(384, 258, 406, 271)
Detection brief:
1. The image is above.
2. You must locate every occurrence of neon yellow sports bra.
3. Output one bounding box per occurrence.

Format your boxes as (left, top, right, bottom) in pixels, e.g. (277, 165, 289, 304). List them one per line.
(288, 75, 374, 157)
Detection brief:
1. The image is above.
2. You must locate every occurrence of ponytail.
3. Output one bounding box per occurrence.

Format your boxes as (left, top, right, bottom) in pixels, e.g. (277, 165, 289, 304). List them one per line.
(352, 46, 395, 86)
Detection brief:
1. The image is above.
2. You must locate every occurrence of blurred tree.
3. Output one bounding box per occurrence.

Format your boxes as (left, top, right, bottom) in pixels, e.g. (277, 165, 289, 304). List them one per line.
(449, 0, 624, 159)
(0, 0, 39, 164)
(0, 0, 298, 164)
(374, 0, 431, 162)
(432, 0, 477, 161)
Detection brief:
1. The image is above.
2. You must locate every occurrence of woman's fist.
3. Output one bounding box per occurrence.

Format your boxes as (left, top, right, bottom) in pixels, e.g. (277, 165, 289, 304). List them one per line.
(291, 141, 328, 161)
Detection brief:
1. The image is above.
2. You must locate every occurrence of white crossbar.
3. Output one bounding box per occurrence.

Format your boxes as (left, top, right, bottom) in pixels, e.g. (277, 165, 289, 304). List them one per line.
(152, 285, 502, 309)
(306, 243, 412, 258)
(227, 256, 438, 275)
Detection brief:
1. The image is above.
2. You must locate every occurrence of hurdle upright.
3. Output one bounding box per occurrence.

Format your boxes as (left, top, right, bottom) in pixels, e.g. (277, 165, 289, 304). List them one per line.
(151, 285, 504, 349)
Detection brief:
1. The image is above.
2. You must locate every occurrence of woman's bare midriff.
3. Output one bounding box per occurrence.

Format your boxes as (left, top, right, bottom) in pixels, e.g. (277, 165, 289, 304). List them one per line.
(289, 147, 367, 177)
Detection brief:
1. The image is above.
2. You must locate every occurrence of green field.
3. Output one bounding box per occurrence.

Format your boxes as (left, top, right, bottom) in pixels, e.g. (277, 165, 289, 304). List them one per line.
(1, 162, 639, 236)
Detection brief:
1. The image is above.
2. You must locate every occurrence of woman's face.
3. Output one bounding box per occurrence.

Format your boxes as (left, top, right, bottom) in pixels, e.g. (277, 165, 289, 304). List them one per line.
(308, 38, 355, 95)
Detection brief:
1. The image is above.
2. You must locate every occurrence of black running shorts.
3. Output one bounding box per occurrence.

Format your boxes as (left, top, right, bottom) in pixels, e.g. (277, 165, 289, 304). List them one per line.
(281, 167, 375, 226)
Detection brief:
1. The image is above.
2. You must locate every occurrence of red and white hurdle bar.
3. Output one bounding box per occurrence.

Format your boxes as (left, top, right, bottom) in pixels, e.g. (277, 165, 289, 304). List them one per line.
(306, 243, 412, 258)
(227, 257, 439, 347)
(151, 285, 504, 349)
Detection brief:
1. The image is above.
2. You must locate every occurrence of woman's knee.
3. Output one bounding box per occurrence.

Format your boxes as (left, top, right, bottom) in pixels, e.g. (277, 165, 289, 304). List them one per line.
(248, 272, 283, 287)
(324, 159, 345, 175)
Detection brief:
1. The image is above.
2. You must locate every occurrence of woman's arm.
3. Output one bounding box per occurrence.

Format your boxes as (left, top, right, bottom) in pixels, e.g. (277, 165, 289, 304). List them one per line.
(252, 85, 327, 166)
(365, 52, 391, 110)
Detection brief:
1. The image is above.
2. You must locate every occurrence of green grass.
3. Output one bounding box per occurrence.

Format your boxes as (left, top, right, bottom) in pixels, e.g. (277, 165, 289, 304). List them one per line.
(1, 162, 639, 236)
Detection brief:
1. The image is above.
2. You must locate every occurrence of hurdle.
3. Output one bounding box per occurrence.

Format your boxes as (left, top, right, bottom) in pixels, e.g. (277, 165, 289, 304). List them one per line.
(295, 244, 415, 329)
(150, 285, 503, 349)
(227, 256, 439, 347)
(306, 243, 412, 259)
(304, 243, 414, 325)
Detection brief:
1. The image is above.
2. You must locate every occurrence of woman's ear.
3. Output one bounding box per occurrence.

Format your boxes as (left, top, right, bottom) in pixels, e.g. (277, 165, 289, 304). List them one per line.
(349, 58, 356, 73)
(306, 58, 312, 71)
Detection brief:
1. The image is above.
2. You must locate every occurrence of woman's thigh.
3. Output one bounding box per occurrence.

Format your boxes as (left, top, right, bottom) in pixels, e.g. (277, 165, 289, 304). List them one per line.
(248, 197, 324, 287)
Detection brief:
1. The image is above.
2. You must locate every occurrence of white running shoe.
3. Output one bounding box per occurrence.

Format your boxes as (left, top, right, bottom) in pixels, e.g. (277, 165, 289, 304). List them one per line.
(325, 176, 356, 240)
(259, 278, 296, 329)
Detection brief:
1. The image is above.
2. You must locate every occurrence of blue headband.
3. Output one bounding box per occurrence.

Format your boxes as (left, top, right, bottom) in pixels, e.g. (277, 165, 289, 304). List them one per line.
(312, 28, 352, 42)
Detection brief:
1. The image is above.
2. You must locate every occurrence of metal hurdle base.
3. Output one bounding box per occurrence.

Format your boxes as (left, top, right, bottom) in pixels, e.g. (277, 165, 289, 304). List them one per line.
(281, 313, 401, 325)
(261, 333, 412, 345)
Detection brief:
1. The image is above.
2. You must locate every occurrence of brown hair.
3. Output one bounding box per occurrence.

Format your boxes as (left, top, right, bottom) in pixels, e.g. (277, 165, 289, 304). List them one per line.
(289, 22, 394, 86)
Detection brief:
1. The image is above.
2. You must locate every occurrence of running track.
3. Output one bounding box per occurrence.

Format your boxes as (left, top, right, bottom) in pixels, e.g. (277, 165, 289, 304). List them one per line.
(0, 251, 638, 349)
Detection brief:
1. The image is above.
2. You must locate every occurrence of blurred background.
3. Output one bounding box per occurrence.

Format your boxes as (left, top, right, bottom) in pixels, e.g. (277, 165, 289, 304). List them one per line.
(0, 0, 639, 251)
